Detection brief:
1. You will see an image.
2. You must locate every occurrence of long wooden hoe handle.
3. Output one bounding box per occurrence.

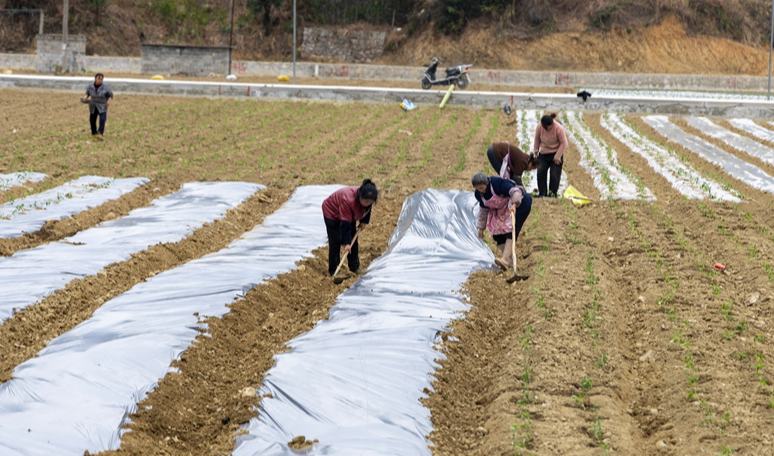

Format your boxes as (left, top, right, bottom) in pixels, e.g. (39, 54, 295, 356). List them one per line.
(333, 229, 361, 278)
(511, 209, 517, 271)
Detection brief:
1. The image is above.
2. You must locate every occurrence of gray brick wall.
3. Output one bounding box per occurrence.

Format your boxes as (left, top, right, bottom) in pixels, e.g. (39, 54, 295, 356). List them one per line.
(35, 34, 86, 73)
(301, 27, 386, 63)
(141, 44, 230, 76)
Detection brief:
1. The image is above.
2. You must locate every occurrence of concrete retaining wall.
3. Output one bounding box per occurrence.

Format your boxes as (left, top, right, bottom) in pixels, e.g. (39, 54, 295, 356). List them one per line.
(83, 56, 141, 73)
(0, 53, 36, 70)
(2, 74, 772, 118)
(1, 52, 772, 92)
(141, 44, 229, 76)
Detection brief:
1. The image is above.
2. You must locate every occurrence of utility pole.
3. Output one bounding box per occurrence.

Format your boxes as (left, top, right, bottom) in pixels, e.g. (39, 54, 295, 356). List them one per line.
(62, 0, 69, 72)
(228, 0, 235, 75)
(292, 0, 297, 78)
(62, 0, 68, 39)
(769, 0, 774, 98)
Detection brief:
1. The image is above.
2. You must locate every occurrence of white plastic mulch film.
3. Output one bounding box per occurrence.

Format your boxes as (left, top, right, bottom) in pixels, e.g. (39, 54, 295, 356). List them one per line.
(0, 172, 46, 191)
(0, 181, 261, 323)
(0, 185, 339, 456)
(0, 175, 148, 238)
(685, 117, 774, 167)
(729, 118, 774, 144)
(564, 111, 654, 201)
(583, 88, 774, 103)
(599, 113, 739, 202)
(514, 110, 569, 194)
(233, 189, 493, 456)
(644, 116, 774, 195)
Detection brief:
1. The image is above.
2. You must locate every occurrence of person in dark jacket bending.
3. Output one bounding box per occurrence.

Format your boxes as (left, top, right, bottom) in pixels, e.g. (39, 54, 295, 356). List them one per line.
(322, 179, 378, 276)
(472, 173, 532, 270)
(486, 142, 538, 184)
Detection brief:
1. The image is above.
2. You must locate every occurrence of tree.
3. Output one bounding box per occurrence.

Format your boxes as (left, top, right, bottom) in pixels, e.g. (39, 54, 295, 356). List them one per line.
(89, 0, 108, 26)
(247, 0, 282, 36)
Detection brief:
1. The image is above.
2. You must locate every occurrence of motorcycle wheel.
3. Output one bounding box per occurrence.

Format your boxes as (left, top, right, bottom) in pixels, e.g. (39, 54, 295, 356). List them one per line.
(421, 77, 432, 90)
(456, 74, 470, 90)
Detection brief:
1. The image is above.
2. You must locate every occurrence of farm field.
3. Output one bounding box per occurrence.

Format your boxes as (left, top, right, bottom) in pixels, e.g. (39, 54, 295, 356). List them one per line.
(0, 89, 772, 456)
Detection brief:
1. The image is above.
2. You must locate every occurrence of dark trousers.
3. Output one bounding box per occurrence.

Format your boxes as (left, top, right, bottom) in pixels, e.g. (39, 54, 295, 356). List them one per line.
(536, 153, 562, 197)
(324, 218, 359, 276)
(486, 146, 523, 185)
(514, 192, 532, 241)
(89, 110, 107, 135)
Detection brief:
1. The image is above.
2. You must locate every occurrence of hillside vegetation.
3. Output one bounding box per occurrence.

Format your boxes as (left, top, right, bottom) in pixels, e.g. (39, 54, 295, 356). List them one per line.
(0, 0, 772, 74)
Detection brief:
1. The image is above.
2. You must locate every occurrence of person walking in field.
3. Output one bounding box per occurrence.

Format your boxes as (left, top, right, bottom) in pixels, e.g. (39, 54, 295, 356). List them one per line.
(80, 73, 113, 140)
(486, 142, 538, 185)
(322, 179, 378, 277)
(532, 113, 568, 197)
(472, 172, 532, 270)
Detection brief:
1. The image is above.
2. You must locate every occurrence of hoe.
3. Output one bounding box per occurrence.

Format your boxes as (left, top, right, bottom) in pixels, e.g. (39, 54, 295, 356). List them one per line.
(507, 210, 529, 283)
(332, 227, 363, 284)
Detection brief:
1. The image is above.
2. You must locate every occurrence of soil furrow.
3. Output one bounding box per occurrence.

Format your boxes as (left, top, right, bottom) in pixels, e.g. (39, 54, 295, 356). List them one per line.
(718, 118, 774, 150)
(0, 181, 169, 256)
(585, 113, 686, 203)
(0, 187, 285, 383)
(100, 193, 403, 456)
(671, 117, 774, 178)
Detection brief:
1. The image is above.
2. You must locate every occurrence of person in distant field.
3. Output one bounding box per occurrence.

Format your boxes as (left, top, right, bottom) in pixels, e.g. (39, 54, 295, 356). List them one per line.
(472, 173, 532, 271)
(80, 73, 113, 139)
(322, 179, 378, 276)
(486, 142, 538, 185)
(532, 113, 568, 197)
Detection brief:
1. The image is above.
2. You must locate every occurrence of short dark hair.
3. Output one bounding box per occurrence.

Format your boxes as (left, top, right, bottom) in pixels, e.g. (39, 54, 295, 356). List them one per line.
(95, 73, 104, 79)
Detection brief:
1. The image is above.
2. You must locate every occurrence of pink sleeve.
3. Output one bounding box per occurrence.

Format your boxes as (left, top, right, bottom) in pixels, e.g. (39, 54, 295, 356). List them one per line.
(532, 126, 541, 153)
(476, 207, 488, 231)
(556, 126, 568, 156)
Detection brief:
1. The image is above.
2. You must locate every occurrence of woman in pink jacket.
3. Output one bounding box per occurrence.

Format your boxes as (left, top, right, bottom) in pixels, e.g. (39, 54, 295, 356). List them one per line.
(532, 113, 568, 197)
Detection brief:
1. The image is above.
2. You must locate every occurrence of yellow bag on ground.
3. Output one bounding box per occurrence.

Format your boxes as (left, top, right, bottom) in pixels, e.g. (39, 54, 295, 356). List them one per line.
(563, 185, 592, 207)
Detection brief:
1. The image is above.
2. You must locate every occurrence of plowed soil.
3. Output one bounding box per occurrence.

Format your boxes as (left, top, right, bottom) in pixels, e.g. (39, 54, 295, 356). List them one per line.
(1, 89, 773, 456)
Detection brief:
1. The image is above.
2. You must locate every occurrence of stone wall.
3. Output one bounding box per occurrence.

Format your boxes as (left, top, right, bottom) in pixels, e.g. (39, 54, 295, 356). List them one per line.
(35, 34, 86, 73)
(301, 27, 386, 62)
(141, 44, 230, 76)
(2, 51, 774, 93)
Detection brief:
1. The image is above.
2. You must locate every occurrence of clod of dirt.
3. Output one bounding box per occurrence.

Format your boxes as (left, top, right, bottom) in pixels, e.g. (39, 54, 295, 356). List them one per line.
(288, 435, 318, 451)
(656, 439, 668, 450)
(239, 387, 256, 398)
(745, 292, 760, 306)
(638, 350, 655, 363)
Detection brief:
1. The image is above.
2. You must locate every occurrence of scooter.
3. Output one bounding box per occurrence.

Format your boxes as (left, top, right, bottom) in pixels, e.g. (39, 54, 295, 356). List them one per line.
(421, 58, 472, 90)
